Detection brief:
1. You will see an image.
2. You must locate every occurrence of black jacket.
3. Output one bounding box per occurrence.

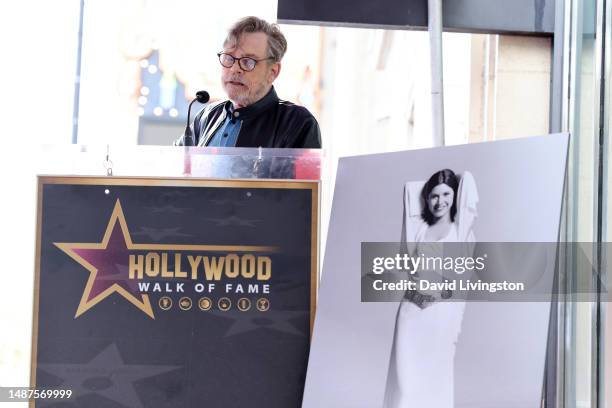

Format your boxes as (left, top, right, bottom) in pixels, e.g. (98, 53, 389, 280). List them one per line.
(174, 87, 321, 148)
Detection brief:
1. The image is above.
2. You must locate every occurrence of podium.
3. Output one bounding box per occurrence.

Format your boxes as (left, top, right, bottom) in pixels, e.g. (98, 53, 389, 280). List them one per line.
(30, 146, 321, 407)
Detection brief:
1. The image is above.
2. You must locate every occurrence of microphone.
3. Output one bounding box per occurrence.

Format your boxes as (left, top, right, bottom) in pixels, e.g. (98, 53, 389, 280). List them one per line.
(183, 90, 210, 146)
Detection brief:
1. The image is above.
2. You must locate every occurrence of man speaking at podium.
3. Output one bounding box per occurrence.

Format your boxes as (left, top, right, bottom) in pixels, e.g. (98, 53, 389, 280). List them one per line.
(175, 16, 321, 148)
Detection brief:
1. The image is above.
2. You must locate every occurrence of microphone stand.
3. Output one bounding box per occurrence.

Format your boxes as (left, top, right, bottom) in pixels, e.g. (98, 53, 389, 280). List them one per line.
(182, 91, 209, 176)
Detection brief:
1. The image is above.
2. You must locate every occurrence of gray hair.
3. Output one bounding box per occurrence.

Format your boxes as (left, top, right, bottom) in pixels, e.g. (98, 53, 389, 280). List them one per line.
(224, 16, 287, 63)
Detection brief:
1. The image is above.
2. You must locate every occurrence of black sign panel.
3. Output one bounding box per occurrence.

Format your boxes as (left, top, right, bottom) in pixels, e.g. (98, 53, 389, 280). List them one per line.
(32, 176, 318, 408)
(278, 0, 555, 35)
(279, 0, 425, 27)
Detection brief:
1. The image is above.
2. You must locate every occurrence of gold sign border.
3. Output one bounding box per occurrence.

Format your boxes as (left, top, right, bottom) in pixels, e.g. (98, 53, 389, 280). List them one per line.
(30, 175, 320, 398)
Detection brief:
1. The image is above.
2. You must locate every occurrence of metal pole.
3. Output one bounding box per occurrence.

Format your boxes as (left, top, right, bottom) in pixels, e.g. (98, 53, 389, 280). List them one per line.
(428, 0, 445, 146)
(71, 0, 85, 144)
(545, 1, 569, 406)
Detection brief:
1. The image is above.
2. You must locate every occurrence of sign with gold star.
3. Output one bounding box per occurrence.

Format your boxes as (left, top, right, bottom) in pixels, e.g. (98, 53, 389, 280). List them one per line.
(32, 176, 318, 407)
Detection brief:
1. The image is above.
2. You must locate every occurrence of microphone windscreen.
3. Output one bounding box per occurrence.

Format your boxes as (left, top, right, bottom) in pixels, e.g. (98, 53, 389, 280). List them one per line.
(195, 91, 210, 104)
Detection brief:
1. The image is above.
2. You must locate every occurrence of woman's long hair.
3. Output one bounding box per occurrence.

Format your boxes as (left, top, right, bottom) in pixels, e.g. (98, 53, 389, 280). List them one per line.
(421, 169, 459, 226)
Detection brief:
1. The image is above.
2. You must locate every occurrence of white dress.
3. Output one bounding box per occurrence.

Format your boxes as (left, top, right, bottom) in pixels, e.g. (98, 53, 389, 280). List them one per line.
(384, 172, 478, 408)
(383, 223, 466, 408)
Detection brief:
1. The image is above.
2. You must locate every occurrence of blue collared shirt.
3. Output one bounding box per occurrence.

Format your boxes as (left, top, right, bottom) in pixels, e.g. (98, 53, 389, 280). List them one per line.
(207, 104, 242, 147)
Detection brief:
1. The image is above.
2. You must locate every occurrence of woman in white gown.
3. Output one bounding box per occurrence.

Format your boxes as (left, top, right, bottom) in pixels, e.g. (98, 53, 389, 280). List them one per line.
(384, 169, 478, 408)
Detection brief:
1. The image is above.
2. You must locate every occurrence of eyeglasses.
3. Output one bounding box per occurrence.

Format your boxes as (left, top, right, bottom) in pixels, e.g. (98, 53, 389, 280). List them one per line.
(217, 52, 274, 72)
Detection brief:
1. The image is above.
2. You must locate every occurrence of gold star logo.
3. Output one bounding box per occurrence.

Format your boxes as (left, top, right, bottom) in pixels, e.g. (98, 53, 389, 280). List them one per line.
(54, 200, 155, 319)
(54, 199, 277, 320)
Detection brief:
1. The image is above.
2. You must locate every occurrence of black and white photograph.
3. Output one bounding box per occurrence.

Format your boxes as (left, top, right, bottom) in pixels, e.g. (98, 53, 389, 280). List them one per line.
(303, 133, 568, 408)
(384, 168, 478, 407)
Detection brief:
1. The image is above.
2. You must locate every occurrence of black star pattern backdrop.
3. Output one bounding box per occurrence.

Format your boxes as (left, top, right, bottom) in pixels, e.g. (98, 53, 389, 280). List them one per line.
(32, 177, 318, 408)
